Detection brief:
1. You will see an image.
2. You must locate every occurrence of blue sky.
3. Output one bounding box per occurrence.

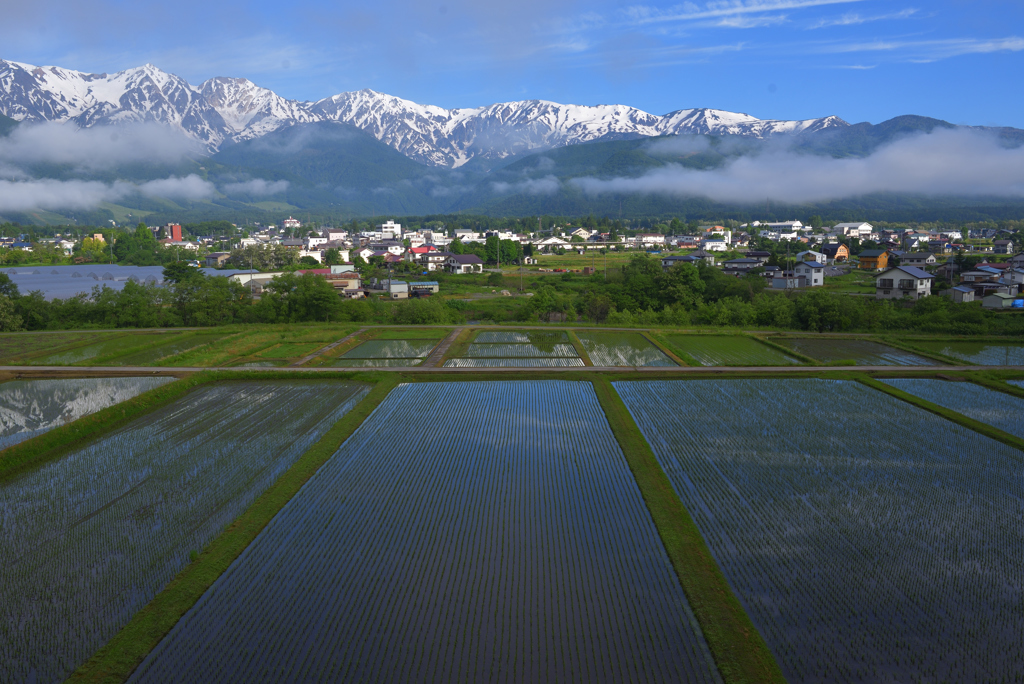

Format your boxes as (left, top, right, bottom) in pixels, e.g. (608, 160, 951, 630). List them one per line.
(2, 0, 1022, 127)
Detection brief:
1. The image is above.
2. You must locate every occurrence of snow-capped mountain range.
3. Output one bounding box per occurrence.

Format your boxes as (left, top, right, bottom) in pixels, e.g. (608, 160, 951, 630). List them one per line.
(0, 59, 848, 168)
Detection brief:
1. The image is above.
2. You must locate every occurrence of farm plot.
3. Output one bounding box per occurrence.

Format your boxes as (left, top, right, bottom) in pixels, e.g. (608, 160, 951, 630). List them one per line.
(0, 380, 369, 684)
(775, 337, 934, 365)
(577, 332, 676, 367)
(329, 339, 438, 367)
(665, 335, 798, 366)
(28, 333, 183, 366)
(0, 332, 113, 363)
(131, 381, 722, 684)
(883, 378, 1024, 439)
(444, 330, 584, 367)
(0, 377, 173, 450)
(103, 333, 227, 366)
(913, 341, 1024, 365)
(615, 378, 1024, 683)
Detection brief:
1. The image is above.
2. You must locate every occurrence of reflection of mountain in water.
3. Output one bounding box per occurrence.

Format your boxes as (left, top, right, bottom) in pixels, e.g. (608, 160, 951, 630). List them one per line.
(0, 377, 173, 450)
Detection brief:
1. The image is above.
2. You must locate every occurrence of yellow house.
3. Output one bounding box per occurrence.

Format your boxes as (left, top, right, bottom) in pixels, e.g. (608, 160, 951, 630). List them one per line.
(858, 249, 889, 271)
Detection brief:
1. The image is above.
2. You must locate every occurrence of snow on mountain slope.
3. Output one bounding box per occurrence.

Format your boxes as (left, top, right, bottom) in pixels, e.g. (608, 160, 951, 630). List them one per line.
(0, 59, 848, 167)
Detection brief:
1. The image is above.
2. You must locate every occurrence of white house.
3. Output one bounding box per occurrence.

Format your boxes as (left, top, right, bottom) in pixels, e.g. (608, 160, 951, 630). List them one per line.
(700, 238, 729, 252)
(876, 265, 934, 300)
(282, 217, 302, 230)
(445, 254, 484, 274)
(298, 249, 322, 263)
(796, 250, 825, 263)
(323, 229, 347, 241)
(834, 222, 874, 238)
(945, 286, 975, 304)
(635, 233, 667, 247)
(306, 236, 328, 249)
(356, 247, 376, 260)
(794, 261, 825, 287)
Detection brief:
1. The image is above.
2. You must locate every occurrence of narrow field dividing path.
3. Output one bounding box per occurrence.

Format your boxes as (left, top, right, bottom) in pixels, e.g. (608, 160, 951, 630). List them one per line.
(290, 328, 366, 367)
(419, 327, 464, 368)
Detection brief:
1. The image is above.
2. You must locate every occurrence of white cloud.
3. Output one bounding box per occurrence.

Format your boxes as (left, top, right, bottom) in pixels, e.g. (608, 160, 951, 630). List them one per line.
(0, 122, 201, 170)
(491, 175, 561, 195)
(625, 0, 862, 25)
(221, 179, 290, 196)
(137, 175, 216, 200)
(808, 8, 917, 29)
(570, 128, 1024, 204)
(0, 174, 215, 212)
(823, 36, 1024, 61)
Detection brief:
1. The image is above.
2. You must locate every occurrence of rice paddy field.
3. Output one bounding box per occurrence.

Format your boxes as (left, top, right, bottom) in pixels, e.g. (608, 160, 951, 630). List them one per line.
(444, 331, 585, 368)
(882, 378, 1024, 439)
(577, 332, 676, 367)
(0, 332, 115, 363)
(104, 333, 227, 366)
(774, 337, 935, 365)
(615, 378, 1024, 683)
(129, 381, 721, 683)
(329, 339, 439, 367)
(665, 335, 798, 366)
(0, 377, 174, 450)
(0, 380, 369, 684)
(912, 341, 1024, 365)
(27, 333, 186, 366)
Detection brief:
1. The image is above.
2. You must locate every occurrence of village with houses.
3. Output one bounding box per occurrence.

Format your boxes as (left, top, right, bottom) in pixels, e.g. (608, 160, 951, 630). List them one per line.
(1, 215, 1023, 312)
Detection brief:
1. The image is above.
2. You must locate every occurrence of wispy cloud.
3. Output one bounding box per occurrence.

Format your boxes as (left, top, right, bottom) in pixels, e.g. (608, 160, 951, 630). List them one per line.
(624, 0, 862, 26)
(823, 36, 1024, 61)
(808, 8, 918, 29)
(714, 13, 789, 28)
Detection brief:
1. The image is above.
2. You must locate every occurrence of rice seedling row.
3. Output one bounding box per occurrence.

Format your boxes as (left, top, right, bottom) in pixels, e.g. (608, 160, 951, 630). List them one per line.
(330, 358, 423, 367)
(882, 378, 1024, 439)
(28, 334, 185, 366)
(130, 381, 722, 684)
(442, 357, 586, 367)
(0, 377, 174, 451)
(913, 341, 1024, 366)
(577, 332, 676, 367)
(0, 333, 113, 363)
(665, 336, 798, 366)
(775, 338, 934, 366)
(103, 334, 227, 366)
(254, 342, 326, 359)
(0, 380, 369, 684)
(465, 342, 580, 358)
(614, 378, 1024, 683)
(340, 339, 439, 359)
(474, 331, 569, 344)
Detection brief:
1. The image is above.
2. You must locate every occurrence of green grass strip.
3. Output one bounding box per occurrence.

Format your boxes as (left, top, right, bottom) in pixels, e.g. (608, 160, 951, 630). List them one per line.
(648, 332, 698, 366)
(68, 374, 400, 684)
(642, 332, 689, 366)
(876, 336, 961, 365)
(566, 330, 593, 366)
(591, 377, 786, 684)
(858, 376, 1024, 457)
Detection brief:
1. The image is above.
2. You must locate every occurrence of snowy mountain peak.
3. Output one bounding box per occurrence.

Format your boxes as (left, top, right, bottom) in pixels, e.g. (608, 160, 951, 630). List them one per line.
(0, 58, 849, 167)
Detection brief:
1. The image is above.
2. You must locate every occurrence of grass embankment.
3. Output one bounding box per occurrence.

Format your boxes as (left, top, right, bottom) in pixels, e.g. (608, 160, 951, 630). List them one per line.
(858, 376, 1024, 458)
(591, 377, 786, 684)
(753, 335, 818, 364)
(566, 330, 593, 366)
(69, 374, 400, 683)
(876, 337, 963, 365)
